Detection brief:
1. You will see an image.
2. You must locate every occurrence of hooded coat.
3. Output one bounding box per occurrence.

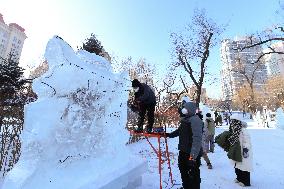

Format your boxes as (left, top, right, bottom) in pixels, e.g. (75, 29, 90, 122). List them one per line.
(205, 117, 215, 135)
(133, 82, 156, 105)
(168, 102, 203, 159)
(230, 123, 253, 172)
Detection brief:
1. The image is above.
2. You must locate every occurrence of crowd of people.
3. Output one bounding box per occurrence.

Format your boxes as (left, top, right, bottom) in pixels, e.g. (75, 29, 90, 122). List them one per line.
(130, 79, 253, 189)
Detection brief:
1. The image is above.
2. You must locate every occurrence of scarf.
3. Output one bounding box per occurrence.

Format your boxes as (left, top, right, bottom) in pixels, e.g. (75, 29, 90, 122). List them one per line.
(228, 119, 242, 146)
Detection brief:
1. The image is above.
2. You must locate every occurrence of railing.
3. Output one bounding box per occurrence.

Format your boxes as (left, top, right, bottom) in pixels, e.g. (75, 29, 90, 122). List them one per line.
(0, 105, 24, 177)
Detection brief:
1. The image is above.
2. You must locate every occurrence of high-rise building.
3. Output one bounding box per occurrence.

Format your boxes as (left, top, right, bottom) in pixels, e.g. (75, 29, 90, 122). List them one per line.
(0, 13, 27, 61)
(220, 37, 268, 100)
(264, 41, 284, 79)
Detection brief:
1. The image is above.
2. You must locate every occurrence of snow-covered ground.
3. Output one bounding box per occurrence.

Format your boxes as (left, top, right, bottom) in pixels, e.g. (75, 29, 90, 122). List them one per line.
(129, 118, 284, 189)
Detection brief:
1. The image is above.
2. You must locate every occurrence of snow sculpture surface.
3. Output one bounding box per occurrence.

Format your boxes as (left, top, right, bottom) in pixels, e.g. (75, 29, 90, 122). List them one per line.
(2, 36, 132, 189)
(199, 103, 213, 116)
(276, 107, 284, 130)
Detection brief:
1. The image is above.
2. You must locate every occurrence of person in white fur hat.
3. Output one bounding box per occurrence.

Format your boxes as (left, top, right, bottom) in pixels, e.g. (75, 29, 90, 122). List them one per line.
(229, 114, 253, 187)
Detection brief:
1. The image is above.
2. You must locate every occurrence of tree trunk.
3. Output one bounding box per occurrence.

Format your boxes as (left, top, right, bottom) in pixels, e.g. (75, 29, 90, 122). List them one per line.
(195, 86, 202, 110)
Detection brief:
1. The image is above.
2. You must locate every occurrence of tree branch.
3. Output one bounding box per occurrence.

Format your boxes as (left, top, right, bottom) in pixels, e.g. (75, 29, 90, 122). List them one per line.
(180, 75, 189, 93)
(240, 37, 284, 51)
(199, 32, 213, 87)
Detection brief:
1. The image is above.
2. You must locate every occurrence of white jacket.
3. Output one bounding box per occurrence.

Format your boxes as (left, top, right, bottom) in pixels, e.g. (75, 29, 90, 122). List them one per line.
(231, 129, 253, 172)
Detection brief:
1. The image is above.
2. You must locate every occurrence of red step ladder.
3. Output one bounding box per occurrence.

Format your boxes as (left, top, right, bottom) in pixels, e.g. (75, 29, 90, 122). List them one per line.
(129, 130, 174, 189)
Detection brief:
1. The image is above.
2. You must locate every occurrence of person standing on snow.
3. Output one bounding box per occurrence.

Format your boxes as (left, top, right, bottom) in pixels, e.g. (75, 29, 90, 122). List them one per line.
(205, 113, 215, 153)
(214, 110, 218, 120)
(196, 112, 213, 170)
(178, 96, 191, 117)
(131, 79, 156, 133)
(166, 101, 203, 189)
(228, 115, 253, 187)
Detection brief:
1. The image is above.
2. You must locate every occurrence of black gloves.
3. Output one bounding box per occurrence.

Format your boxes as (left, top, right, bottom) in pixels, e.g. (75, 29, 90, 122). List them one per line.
(130, 104, 139, 112)
(243, 148, 249, 158)
(187, 156, 197, 169)
(187, 160, 197, 169)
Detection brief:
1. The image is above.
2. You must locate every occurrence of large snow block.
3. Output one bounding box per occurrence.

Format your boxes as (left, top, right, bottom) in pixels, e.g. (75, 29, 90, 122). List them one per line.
(82, 160, 147, 189)
(100, 160, 147, 189)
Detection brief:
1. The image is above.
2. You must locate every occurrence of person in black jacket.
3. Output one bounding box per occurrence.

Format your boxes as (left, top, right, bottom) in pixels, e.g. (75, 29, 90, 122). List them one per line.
(166, 101, 203, 189)
(131, 79, 156, 133)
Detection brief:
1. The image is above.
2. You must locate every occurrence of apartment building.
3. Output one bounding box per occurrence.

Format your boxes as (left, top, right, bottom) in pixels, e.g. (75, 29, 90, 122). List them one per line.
(220, 37, 268, 100)
(264, 41, 284, 79)
(0, 13, 27, 62)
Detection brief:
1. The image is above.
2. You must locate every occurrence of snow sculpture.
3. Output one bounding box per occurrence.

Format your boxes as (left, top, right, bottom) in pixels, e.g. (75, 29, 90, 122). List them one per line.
(276, 108, 284, 130)
(255, 111, 262, 127)
(2, 36, 132, 189)
(199, 103, 213, 116)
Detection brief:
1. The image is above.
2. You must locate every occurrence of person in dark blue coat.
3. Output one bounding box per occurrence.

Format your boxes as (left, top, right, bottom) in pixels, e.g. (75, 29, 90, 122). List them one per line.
(131, 79, 156, 133)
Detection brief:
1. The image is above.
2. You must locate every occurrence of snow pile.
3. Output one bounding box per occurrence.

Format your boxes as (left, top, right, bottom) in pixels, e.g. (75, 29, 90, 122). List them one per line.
(2, 36, 131, 189)
(275, 107, 284, 130)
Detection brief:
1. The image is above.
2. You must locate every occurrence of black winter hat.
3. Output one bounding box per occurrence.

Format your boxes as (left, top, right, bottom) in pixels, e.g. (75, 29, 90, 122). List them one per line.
(132, 79, 141, 87)
(196, 112, 203, 120)
(206, 113, 211, 117)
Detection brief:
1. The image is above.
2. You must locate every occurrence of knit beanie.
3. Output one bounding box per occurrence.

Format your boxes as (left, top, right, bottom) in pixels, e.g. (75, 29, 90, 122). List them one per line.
(132, 79, 141, 88)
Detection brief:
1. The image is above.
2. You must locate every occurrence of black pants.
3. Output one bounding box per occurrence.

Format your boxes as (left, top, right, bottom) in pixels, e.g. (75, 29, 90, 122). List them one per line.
(235, 168, 251, 186)
(138, 103, 155, 131)
(178, 151, 201, 189)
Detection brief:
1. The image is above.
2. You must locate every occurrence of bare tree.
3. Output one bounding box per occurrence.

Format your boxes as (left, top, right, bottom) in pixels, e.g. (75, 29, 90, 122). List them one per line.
(263, 75, 284, 109)
(230, 52, 266, 113)
(238, 30, 284, 63)
(231, 3, 284, 112)
(171, 9, 224, 108)
(235, 1, 284, 66)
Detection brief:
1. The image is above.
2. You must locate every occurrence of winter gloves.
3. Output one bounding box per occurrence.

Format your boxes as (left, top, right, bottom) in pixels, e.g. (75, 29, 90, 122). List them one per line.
(129, 100, 141, 112)
(187, 160, 197, 169)
(130, 104, 139, 112)
(243, 148, 249, 158)
(187, 156, 197, 169)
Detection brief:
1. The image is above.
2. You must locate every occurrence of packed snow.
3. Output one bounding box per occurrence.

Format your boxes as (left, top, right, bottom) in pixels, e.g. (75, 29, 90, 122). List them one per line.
(130, 116, 284, 189)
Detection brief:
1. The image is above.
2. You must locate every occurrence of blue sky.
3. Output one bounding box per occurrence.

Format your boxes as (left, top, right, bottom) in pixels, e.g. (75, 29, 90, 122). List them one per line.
(0, 0, 281, 98)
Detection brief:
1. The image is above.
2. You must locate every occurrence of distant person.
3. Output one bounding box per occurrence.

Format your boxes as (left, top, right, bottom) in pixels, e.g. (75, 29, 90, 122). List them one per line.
(131, 79, 156, 133)
(243, 110, 246, 118)
(196, 112, 213, 169)
(215, 114, 222, 126)
(228, 115, 253, 187)
(214, 110, 218, 120)
(263, 109, 270, 128)
(205, 113, 215, 153)
(166, 101, 203, 189)
(224, 111, 229, 125)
